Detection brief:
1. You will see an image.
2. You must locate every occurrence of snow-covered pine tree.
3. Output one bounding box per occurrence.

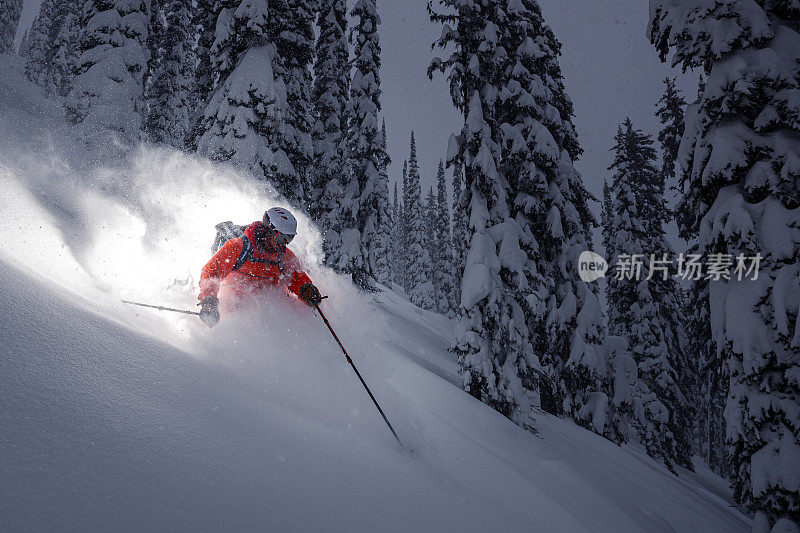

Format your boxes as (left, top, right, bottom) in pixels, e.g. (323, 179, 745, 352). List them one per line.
(389, 181, 400, 276)
(364, 158, 393, 287)
(424, 181, 438, 304)
(0, 0, 23, 55)
(49, 0, 82, 97)
(603, 176, 645, 447)
(341, 0, 389, 289)
(430, 0, 541, 422)
(605, 118, 693, 473)
(600, 178, 631, 445)
(679, 77, 723, 473)
(603, 334, 639, 445)
(425, 184, 439, 298)
(268, 0, 315, 206)
(25, 0, 82, 95)
(144, 1, 166, 125)
(601, 179, 613, 259)
(487, 0, 605, 433)
(654, 75, 700, 459)
(391, 181, 402, 288)
(143, 0, 194, 147)
(450, 159, 467, 301)
(394, 160, 410, 290)
(600, 191, 638, 444)
(372, 118, 393, 286)
(400, 158, 411, 292)
(186, 0, 221, 149)
(197, 0, 289, 190)
(309, 0, 349, 264)
(66, 0, 151, 140)
(687, 271, 728, 478)
(651, 1, 800, 526)
(24, 0, 56, 87)
(404, 131, 435, 308)
(655, 76, 685, 188)
(435, 159, 456, 315)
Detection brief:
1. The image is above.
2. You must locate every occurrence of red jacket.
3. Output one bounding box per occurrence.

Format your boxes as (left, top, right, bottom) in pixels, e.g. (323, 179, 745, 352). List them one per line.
(198, 222, 312, 302)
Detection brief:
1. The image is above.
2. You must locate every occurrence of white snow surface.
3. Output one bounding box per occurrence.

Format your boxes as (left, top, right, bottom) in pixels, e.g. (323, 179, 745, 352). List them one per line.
(0, 54, 750, 531)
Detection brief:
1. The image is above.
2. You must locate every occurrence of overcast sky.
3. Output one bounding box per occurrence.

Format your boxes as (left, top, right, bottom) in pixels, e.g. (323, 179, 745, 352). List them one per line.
(16, 0, 697, 213)
(380, 0, 698, 206)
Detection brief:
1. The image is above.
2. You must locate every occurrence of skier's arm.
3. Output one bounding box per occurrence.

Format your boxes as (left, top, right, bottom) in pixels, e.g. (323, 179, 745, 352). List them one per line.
(198, 238, 244, 300)
(282, 249, 313, 297)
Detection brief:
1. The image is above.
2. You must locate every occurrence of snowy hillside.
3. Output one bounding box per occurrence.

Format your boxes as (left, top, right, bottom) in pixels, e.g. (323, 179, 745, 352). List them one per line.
(0, 54, 749, 531)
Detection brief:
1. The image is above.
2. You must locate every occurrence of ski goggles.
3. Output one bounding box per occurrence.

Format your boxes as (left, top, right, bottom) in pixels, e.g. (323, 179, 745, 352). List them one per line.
(274, 231, 294, 246)
(262, 220, 295, 245)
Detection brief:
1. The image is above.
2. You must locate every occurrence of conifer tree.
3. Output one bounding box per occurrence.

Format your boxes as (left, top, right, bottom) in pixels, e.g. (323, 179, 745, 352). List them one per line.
(197, 0, 289, 191)
(26, 0, 81, 95)
(430, 0, 541, 422)
(310, 0, 349, 262)
(655, 77, 685, 188)
(66, 0, 150, 140)
(601, 179, 613, 259)
(404, 132, 434, 308)
(187, 1, 221, 149)
(687, 273, 728, 478)
(605, 118, 693, 473)
(268, 0, 316, 205)
(24, 0, 56, 87)
(434, 159, 456, 314)
(651, 2, 800, 526)
(0, 0, 23, 55)
(601, 178, 637, 440)
(143, 0, 194, 147)
(25, 0, 82, 96)
(144, 2, 166, 127)
(372, 118, 393, 286)
(655, 76, 699, 458)
(450, 159, 467, 300)
(49, 0, 81, 97)
(425, 185, 439, 294)
(391, 181, 403, 288)
(400, 159, 412, 292)
(487, 0, 604, 430)
(340, 0, 389, 289)
(394, 160, 409, 290)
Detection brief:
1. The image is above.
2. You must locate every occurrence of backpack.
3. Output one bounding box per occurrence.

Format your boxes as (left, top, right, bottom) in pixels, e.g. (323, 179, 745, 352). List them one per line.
(211, 221, 285, 273)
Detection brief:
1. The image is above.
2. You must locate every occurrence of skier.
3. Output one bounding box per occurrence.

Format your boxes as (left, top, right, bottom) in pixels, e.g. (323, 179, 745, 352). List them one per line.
(197, 207, 323, 327)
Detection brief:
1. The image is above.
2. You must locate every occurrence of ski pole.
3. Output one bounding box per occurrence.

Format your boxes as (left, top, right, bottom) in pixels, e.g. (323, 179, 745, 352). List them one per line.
(122, 299, 201, 316)
(315, 304, 403, 448)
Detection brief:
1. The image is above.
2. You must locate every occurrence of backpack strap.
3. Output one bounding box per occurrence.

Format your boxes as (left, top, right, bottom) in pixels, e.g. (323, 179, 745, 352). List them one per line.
(249, 256, 285, 268)
(232, 237, 285, 271)
(233, 236, 253, 271)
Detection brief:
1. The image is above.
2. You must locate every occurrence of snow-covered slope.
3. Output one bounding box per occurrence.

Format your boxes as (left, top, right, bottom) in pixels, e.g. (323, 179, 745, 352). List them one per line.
(0, 54, 750, 532)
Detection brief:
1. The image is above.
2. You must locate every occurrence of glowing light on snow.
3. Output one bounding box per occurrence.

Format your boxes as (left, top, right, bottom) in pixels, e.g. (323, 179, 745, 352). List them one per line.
(1, 141, 326, 338)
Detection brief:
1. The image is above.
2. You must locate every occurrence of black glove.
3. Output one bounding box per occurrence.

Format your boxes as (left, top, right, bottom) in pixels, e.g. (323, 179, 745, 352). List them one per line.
(198, 295, 220, 328)
(298, 283, 322, 307)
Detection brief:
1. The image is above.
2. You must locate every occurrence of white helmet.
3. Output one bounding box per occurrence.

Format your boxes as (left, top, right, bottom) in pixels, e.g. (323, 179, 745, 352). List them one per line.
(263, 207, 297, 236)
